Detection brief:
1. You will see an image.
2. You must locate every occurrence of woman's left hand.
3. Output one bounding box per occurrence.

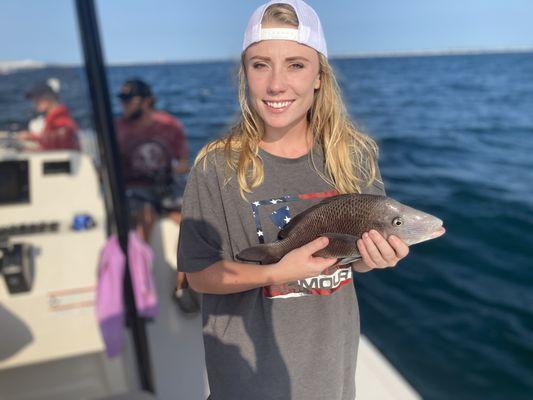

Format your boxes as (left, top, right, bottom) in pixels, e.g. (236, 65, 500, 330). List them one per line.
(352, 230, 409, 272)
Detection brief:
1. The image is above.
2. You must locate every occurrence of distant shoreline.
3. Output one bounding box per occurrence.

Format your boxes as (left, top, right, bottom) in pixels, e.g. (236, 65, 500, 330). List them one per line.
(98, 47, 533, 66)
(2, 47, 532, 70)
(332, 47, 533, 60)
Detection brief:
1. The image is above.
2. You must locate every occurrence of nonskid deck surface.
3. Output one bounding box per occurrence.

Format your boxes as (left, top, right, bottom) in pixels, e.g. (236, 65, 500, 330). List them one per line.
(147, 219, 210, 399)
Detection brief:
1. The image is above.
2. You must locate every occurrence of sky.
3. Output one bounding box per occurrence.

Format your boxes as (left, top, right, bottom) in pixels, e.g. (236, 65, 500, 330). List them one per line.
(0, 0, 532, 64)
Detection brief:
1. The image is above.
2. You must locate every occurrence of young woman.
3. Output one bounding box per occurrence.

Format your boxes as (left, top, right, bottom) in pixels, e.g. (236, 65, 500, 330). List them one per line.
(178, 1, 410, 399)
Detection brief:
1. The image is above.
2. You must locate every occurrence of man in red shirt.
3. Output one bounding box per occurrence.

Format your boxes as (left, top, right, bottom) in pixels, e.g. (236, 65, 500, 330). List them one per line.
(115, 79, 198, 313)
(116, 79, 189, 185)
(18, 81, 80, 151)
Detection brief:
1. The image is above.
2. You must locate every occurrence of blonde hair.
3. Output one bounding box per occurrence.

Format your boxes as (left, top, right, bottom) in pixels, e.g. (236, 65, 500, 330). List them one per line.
(196, 3, 380, 197)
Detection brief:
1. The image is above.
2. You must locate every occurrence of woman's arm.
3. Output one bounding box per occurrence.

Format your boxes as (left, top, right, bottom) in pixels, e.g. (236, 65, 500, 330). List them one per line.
(187, 237, 337, 295)
(186, 259, 277, 294)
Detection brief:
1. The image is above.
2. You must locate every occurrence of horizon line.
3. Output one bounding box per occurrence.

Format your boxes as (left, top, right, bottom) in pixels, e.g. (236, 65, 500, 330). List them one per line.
(2, 46, 533, 70)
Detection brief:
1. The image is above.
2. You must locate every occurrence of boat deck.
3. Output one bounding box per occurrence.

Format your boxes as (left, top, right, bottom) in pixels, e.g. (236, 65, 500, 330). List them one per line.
(145, 219, 420, 399)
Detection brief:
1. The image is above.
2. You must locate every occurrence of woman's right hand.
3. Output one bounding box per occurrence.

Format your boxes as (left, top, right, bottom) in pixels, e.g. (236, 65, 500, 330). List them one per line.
(273, 237, 338, 283)
(186, 238, 337, 295)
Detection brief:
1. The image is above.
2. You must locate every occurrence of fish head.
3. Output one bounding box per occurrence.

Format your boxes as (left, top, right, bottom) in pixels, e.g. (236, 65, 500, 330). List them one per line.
(376, 197, 445, 246)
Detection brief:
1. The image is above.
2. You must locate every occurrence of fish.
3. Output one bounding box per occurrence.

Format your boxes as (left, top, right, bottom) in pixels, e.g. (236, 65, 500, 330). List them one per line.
(236, 193, 445, 265)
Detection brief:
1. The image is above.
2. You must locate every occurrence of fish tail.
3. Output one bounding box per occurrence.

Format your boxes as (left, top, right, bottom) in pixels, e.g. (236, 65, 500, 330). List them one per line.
(236, 242, 284, 264)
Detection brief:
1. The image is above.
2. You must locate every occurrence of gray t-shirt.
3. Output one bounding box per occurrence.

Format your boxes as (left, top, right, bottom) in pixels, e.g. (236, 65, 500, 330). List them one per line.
(178, 146, 385, 400)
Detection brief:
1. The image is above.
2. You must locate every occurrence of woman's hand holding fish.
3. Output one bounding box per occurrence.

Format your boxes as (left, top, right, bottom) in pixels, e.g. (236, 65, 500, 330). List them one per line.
(354, 230, 409, 272)
(274, 237, 338, 283)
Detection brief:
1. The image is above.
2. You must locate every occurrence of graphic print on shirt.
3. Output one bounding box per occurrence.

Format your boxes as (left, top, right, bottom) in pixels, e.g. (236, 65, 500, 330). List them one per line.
(130, 140, 170, 179)
(250, 190, 353, 299)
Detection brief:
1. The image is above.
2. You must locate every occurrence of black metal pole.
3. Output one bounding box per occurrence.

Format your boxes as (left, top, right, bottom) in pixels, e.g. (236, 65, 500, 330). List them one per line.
(74, 0, 155, 393)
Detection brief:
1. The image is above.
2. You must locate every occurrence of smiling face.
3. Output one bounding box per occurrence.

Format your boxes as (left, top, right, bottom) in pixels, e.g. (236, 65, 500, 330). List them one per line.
(243, 30, 321, 139)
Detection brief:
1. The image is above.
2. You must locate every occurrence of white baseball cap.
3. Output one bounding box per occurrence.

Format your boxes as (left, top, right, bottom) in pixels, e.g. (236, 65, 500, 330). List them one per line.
(242, 0, 328, 57)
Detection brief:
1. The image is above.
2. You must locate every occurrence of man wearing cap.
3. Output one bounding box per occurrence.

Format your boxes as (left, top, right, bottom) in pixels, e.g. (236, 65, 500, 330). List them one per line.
(115, 78, 198, 313)
(116, 79, 189, 188)
(18, 81, 80, 151)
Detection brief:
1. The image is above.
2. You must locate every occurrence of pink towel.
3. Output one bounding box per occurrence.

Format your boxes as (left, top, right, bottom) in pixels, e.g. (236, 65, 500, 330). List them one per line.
(96, 231, 158, 357)
(128, 231, 159, 318)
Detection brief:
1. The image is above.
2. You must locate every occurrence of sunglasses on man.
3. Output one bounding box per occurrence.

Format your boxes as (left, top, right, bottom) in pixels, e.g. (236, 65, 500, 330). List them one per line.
(117, 93, 138, 103)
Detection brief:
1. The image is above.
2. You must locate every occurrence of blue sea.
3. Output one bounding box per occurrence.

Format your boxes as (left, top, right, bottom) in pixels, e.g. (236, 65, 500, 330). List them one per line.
(1, 52, 532, 399)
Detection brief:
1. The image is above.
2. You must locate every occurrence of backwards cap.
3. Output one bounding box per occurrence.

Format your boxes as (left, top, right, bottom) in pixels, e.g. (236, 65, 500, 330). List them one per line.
(242, 0, 328, 57)
(117, 79, 153, 100)
(25, 79, 60, 100)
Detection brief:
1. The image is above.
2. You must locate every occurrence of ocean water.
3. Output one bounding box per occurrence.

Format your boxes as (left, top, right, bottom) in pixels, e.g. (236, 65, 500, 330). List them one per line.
(1, 52, 532, 399)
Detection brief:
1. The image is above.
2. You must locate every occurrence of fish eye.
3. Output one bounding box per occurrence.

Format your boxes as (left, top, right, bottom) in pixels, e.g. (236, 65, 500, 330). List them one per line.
(392, 217, 403, 227)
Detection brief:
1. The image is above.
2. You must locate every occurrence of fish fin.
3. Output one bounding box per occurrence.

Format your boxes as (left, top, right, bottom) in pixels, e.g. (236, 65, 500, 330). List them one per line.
(278, 195, 350, 239)
(236, 242, 283, 264)
(313, 232, 361, 260)
(337, 256, 362, 265)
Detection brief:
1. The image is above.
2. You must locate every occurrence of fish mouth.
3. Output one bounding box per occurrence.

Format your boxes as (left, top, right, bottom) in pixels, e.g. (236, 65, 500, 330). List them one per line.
(429, 226, 446, 239)
(426, 216, 445, 238)
(409, 219, 445, 245)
